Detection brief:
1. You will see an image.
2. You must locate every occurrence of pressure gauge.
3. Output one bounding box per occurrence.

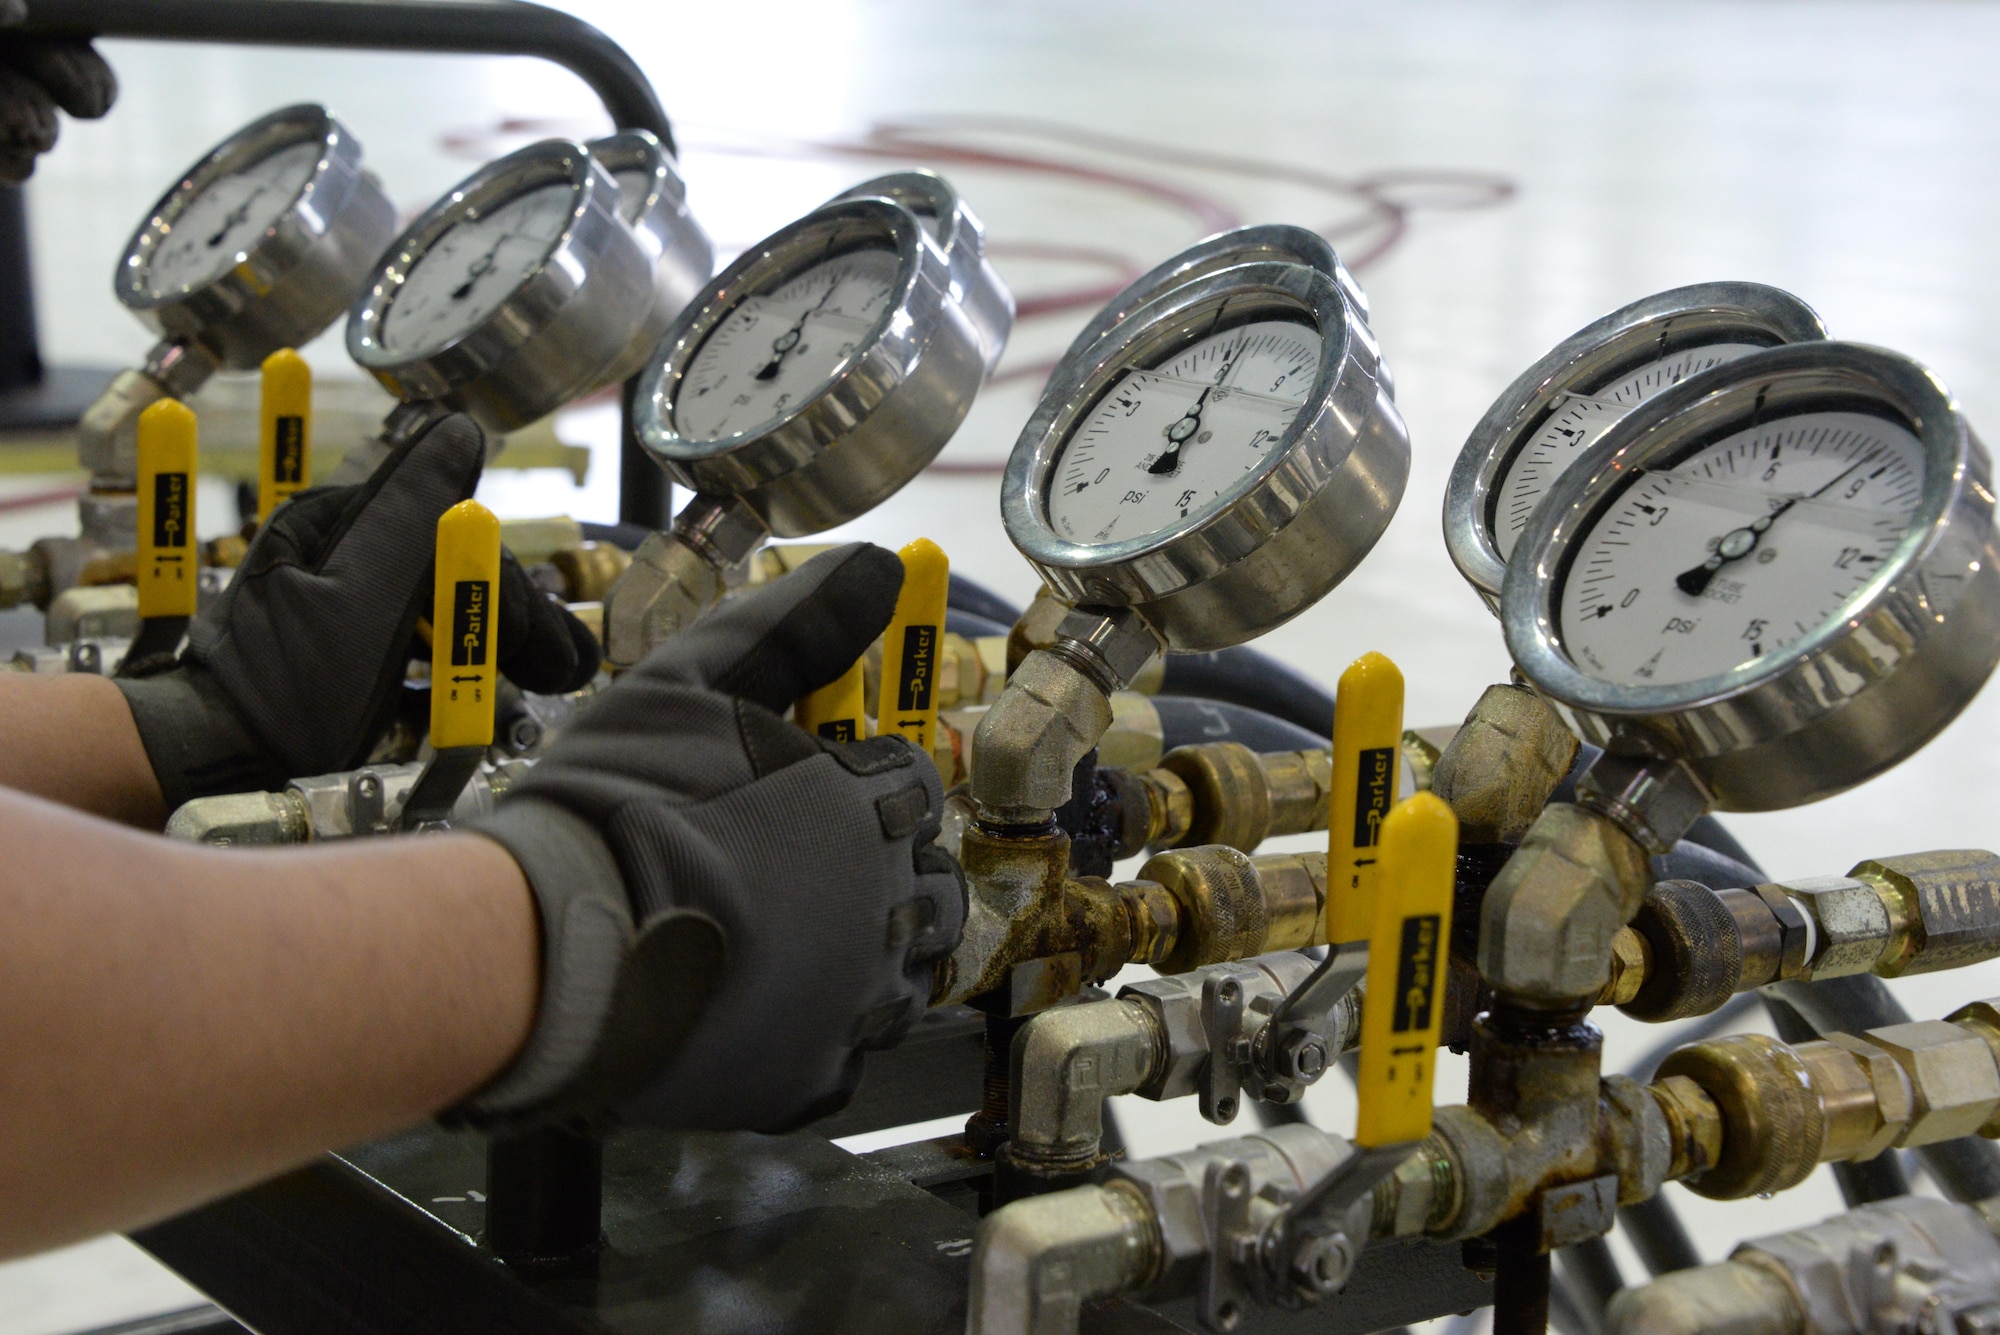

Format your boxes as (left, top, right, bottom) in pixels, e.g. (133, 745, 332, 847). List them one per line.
(116, 103, 396, 370)
(1447, 283, 1827, 611)
(830, 170, 1013, 375)
(1503, 341, 2000, 810)
(347, 137, 671, 431)
(635, 194, 991, 535)
(584, 128, 714, 386)
(1056, 224, 1372, 386)
(1003, 256, 1406, 652)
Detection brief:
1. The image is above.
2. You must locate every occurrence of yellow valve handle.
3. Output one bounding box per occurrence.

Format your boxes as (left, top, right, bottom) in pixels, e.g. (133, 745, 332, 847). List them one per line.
(135, 398, 198, 620)
(1354, 791, 1458, 1149)
(797, 659, 868, 742)
(429, 499, 501, 751)
(257, 348, 311, 523)
(1325, 651, 1405, 945)
(880, 537, 948, 754)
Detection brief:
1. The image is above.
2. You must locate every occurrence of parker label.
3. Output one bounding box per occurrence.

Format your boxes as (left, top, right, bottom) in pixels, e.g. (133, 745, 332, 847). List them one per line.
(152, 472, 189, 549)
(1390, 913, 1441, 1033)
(450, 579, 491, 667)
(897, 623, 938, 712)
(1352, 746, 1395, 848)
(273, 416, 306, 484)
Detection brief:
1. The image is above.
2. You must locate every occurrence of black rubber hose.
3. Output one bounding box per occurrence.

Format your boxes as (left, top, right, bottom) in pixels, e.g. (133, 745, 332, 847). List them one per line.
(1652, 842, 1763, 892)
(946, 607, 1011, 639)
(578, 519, 652, 551)
(1556, 1236, 1623, 1335)
(1158, 646, 1335, 738)
(947, 573, 1022, 627)
(1153, 696, 1329, 754)
(1762, 992, 1912, 1205)
(1617, 1194, 1702, 1275)
(1767, 974, 2000, 1202)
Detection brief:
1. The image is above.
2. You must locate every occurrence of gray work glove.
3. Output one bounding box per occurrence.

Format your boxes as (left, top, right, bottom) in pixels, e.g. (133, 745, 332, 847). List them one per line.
(457, 542, 967, 1136)
(116, 413, 600, 811)
(0, 2, 116, 182)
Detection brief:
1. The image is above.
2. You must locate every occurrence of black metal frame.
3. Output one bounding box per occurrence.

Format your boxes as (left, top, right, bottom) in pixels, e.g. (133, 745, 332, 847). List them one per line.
(7, 0, 673, 526)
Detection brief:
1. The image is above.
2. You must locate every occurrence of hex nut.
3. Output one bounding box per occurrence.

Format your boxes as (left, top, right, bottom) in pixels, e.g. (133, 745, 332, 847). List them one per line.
(1108, 1161, 1210, 1290)
(1862, 1020, 2000, 1146)
(1785, 875, 1894, 980)
(1600, 928, 1652, 1007)
(1648, 1074, 1722, 1183)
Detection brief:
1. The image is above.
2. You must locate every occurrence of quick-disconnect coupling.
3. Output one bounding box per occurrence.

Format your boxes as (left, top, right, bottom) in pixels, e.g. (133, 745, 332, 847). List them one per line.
(1655, 997, 2000, 1199)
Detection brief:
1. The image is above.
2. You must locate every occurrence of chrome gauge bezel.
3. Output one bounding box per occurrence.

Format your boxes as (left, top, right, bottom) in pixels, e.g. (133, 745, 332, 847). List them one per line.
(832, 170, 1012, 375)
(1003, 259, 1407, 653)
(347, 138, 655, 431)
(1503, 341, 2000, 811)
(636, 197, 983, 537)
(115, 103, 396, 369)
(1447, 282, 1828, 612)
(1048, 224, 1370, 390)
(584, 128, 714, 389)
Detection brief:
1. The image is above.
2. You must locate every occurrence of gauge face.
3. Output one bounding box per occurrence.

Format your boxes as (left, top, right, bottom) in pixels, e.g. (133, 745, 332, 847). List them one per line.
(1492, 343, 1764, 561)
(1044, 319, 1318, 546)
(378, 181, 578, 358)
(1556, 410, 1925, 688)
(145, 139, 324, 297)
(673, 247, 899, 442)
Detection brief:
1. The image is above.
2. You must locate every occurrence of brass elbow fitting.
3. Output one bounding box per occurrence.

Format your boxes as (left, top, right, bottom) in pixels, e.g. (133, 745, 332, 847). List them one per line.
(600, 494, 766, 669)
(1656, 998, 2000, 1199)
(1429, 681, 1579, 844)
(970, 608, 1156, 828)
(1477, 802, 1653, 1009)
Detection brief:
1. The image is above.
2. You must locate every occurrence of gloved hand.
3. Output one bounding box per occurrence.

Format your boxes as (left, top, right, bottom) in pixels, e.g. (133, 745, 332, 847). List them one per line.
(0, 2, 116, 182)
(457, 542, 967, 1136)
(116, 413, 600, 811)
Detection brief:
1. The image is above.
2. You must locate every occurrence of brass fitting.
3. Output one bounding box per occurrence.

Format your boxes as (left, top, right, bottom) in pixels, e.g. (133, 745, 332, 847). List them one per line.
(1139, 846, 1326, 974)
(968, 649, 1115, 826)
(1655, 999, 2000, 1199)
(1606, 852, 2000, 1021)
(549, 541, 630, 604)
(600, 494, 766, 668)
(600, 531, 726, 669)
(1429, 682, 1579, 844)
(935, 830, 1328, 1010)
(0, 547, 39, 611)
(1140, 742, 1333, 853)
(1598, 927, 1652, 1007)
(1005, 586, 1072, 678)
(1477, 802, 1653, 1009)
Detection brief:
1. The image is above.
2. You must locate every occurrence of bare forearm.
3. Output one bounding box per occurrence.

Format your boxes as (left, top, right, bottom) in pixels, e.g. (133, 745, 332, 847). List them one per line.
(0, 674, 165, 826)
(0, 787, 537, 1257)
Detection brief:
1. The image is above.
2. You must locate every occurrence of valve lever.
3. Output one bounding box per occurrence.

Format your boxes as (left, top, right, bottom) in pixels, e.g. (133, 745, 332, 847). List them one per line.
(402, 499, 501, 831)
(257, 348, 312, 524)
(130, 398, 199, 661)
(1264, 653, 1405, 1068)
(1262, 791, 1457, 1302)
(879, 537, 948, 757)
(796, 659, 868, 743)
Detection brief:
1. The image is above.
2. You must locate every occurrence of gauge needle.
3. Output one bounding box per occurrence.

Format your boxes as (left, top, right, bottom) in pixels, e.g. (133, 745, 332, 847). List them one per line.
(1674, 450, 1881, 596)
(755, 282, 840, 381)
(206, 185, 269, 248)
(451, 231, 521, 301)
(1147, 348, 1244, 476)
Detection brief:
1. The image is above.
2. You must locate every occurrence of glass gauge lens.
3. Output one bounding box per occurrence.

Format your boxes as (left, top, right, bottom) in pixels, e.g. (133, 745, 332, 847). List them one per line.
(147, 139, 324, 296)
(674, 247, 899, 442)
(1045, 319, 1318, 545)
(379, 181, 577, 358)
(1492, 342, 1764, 560)
(1557, 411, 1925, 687)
